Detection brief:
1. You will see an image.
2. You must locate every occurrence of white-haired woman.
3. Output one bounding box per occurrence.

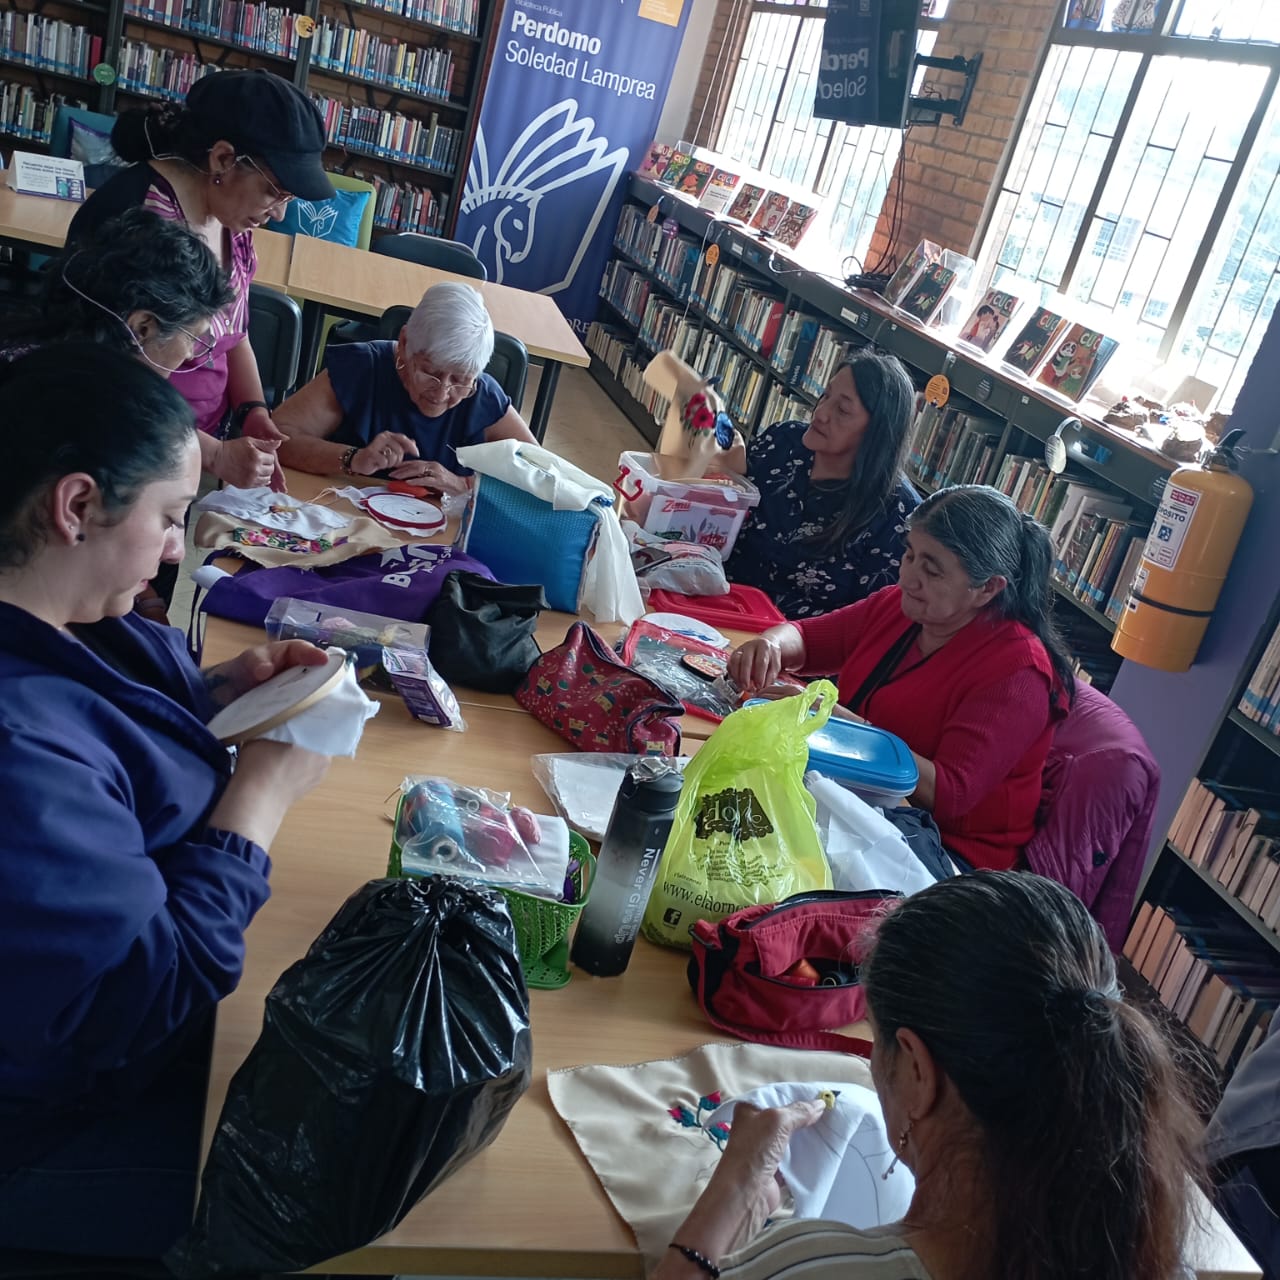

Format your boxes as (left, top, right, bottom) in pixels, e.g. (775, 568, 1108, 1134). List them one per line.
(275, 281, 535, 495)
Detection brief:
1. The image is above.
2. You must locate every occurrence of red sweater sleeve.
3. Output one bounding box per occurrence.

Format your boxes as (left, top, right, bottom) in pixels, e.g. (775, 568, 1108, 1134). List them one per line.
(794, 598, 873, 677)
(930, 667, 1054, 822)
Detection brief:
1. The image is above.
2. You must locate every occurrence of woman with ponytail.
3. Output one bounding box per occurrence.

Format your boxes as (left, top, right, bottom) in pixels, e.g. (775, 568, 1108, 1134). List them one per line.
(728, 486, 1072, 870)
(656, 872, 1205, 1280)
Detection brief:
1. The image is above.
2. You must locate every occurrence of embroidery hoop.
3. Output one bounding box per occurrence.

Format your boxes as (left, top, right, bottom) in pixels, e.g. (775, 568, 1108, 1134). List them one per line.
(206, 650, 348, 745)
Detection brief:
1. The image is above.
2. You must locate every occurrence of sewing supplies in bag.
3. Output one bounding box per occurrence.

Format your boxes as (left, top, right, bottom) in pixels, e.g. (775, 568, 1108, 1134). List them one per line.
(388, 777, 571, 900)
(515, 622, 682, 757)
(618, 619, 737, 722)
(687, 890, 901, 1053)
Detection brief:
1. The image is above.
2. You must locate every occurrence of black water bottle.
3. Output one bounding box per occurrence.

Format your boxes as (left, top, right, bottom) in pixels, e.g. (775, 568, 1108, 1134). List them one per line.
(570, 759, 683, 976)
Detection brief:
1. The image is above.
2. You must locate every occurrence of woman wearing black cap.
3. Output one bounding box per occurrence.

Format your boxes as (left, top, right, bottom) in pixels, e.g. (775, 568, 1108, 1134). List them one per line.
(69, 69, 335, 496)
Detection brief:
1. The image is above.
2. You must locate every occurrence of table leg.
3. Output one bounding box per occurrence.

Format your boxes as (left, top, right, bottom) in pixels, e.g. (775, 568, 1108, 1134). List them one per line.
(298, 299, 324, 383)
(528, 360, 561, 443)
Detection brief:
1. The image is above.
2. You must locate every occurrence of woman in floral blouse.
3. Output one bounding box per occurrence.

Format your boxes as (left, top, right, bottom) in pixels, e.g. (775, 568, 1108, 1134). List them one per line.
(728, 352, 920, 618)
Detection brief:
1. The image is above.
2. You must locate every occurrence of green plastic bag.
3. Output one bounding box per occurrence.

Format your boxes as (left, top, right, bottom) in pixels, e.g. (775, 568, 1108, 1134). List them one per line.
(642, 681, 836, 949)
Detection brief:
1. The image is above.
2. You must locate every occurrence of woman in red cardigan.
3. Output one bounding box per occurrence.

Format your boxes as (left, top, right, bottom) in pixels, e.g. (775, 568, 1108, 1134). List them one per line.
(728, 485, 1074, 871)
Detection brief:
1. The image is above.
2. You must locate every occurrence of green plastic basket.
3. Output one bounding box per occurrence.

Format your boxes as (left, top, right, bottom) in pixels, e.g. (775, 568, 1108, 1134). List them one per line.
(498, 832, 595, 989)
(389, 805, 594, 990)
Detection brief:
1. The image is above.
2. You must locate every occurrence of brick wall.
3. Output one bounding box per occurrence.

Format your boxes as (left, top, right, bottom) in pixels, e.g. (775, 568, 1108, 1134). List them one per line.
(679, 0, 1062, 262)
(865, 0, 1060, 265)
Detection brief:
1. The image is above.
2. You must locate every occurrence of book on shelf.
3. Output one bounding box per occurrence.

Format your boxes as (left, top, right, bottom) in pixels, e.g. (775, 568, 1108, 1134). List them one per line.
(881, 238, 941, 307)
(1036, 322, 1120, 402)
(907, 406, 1002, 490)
(726, 182, 765, 224)
(750, 191, 790, 236)
(1123, 902, 1278, 1071)
(772, 200, 818, 250)
(1239, 616, 1280, 734)
(1002, 305, 1070, 378)
(899, 261, 957, 325)
(637, 141, 672, 182)
(660, 148, 694, 189)
(674, 157, 714, 200)
(956, 286, 1020, 354)
(697, 167, 740, 215)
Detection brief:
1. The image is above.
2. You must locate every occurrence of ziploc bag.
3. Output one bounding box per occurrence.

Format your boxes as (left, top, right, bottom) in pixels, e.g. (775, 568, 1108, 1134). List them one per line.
(642, 684, 836, 948)
(389, 776, 568, 899)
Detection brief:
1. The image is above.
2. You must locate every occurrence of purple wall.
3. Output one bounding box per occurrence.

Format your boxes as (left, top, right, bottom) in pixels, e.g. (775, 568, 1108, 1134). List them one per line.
(1111, 305, 1280, 873)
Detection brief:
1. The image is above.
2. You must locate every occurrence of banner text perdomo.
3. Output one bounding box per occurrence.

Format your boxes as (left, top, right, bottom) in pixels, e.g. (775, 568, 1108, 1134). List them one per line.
(508, 11, 659, 100)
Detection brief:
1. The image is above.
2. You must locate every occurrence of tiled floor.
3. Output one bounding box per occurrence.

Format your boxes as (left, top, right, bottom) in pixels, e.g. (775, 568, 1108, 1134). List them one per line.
(170, 364, 649, 626)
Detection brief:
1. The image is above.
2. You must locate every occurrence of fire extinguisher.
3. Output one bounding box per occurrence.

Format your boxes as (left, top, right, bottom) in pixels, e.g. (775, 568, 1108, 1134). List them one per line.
(1112, 430, 1253, 673)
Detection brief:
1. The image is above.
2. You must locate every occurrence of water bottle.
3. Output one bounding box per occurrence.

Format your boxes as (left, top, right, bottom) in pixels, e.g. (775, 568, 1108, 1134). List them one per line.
(570, 758, 683, 976)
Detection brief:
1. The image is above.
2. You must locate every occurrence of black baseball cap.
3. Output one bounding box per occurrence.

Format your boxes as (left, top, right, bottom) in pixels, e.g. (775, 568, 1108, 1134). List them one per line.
(187, 70, 335, 202)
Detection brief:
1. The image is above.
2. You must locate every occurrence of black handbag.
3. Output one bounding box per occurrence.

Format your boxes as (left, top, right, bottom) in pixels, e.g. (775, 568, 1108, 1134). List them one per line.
(424, 571, 547, 692)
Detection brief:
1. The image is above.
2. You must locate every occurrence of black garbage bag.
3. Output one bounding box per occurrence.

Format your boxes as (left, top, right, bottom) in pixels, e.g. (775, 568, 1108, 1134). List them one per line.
(166, 876, 532, 1279)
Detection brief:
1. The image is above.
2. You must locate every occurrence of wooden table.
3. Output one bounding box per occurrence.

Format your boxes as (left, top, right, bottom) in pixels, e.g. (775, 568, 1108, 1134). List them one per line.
(0, 185, 294, 291)
(195, 476, 1259, 1279)
(284, 234, 590, 442)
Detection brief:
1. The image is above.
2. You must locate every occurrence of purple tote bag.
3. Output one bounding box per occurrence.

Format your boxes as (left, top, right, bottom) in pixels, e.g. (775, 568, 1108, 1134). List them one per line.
(200, 544, 496, 629)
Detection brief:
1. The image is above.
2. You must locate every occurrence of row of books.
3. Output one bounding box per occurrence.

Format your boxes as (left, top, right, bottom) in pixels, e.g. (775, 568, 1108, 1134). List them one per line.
(698, 268, 786, 362)
(310, 95, 460, 173)
(123, 0, 300, 57)
(906, 405, 1003, 492)
(759, 382, 810, 433)
(0, 82, 82, 145)
(600, 260, 653, 330)
(1238, 615, 1280, 738)
(689, 326, 767, 428)
(117, 40, 218, 102)
(0, 14, 101, 79)
(585, 322, 673, 427)
(1123, 901, 1277, 1073)
(636, 296, 697, 363)
(1170, 778, 1280, 931)
(994, 459, 1147, 620)
(636, 142, 819, 250)
(360, 170, 446, 235)
(309, 17, 456, 100)
(345, 0, 478, 36)
(614, 203, 662, 268)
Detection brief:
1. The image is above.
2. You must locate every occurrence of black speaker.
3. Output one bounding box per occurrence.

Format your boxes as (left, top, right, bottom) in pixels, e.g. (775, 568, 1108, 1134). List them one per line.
(812, 0, 922, 130)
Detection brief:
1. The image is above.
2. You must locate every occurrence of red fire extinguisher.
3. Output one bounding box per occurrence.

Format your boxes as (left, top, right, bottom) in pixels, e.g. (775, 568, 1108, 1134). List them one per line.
(1112, 430, 1253, 673)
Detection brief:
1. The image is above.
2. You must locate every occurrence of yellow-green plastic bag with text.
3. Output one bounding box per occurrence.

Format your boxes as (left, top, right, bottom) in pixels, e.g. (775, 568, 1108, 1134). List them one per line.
(642, 682, 836, 949)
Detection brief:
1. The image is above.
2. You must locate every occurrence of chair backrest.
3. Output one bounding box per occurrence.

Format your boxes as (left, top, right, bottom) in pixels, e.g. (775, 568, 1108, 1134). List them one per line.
(373, 233, 487, 280)
(324, 173, 377, 251)
(247, 284, 303, 408)
(376, 304, 528, 407)
(1023, 681, 1160, 952)
(49, 105, 117, 159)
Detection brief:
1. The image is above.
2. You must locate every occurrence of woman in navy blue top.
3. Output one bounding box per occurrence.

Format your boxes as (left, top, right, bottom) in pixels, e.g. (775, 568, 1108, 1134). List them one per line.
(727, 352, 920, 619)
(276, 281, 535, 496)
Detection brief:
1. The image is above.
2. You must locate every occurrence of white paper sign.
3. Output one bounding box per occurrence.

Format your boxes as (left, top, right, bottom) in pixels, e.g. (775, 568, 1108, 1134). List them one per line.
(4, 151, 85, 201)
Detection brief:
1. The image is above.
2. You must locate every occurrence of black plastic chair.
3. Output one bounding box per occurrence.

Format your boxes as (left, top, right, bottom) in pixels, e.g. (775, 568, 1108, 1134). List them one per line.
(246, 284, 302, 407)
(372, 233, 486, 280)
(377, 303, 529, 407)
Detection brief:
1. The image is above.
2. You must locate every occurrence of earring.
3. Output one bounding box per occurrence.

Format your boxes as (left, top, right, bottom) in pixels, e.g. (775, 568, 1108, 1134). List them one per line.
(395, 358, 405, 371)
(75, 532, 86, 543)
(881, 1121, 913, 1179)
(212, 175, 222, 186)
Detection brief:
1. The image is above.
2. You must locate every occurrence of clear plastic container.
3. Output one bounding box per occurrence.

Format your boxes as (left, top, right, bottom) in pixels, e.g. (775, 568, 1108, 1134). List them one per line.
(613, 450, 760, 559)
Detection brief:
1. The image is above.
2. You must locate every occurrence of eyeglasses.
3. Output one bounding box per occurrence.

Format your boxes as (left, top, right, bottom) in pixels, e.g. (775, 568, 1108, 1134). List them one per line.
(178, 324, 218, 368)
(408, 362, 477, 399)
(238, 155, 293, 208)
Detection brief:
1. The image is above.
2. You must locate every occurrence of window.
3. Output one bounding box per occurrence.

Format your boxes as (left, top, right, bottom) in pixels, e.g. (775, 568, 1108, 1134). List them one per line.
(713, 1, 941, 271)
(977, 0, 1280, 410)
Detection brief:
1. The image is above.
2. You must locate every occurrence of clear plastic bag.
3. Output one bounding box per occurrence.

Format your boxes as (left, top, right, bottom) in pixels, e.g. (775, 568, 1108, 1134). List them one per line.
(390, 776, 568, 898)
(531, 752, 691, 840)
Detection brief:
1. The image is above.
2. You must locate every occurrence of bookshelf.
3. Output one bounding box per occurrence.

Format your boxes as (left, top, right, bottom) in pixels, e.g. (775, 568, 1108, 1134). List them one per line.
(592, 172, 1175, 689)
(1120, 599, 1280, 1085)
(0, 0, 499, 242)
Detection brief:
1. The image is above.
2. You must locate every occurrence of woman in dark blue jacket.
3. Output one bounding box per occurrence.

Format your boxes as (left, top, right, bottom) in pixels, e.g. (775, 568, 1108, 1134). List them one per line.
(0, 345, 330, 1258)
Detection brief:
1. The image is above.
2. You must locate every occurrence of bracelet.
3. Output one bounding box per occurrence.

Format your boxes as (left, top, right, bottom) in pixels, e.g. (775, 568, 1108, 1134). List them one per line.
(231, 399, 270, 432)
(339, 445, 359, 476)
(669, 1244, 721, 1278)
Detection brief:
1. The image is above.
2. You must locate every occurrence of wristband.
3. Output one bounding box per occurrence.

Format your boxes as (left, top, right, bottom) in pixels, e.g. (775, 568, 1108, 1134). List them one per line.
(669, 1244, 721, 1278)
(340, 445, 359, 476)
(231, 399, 270, 433)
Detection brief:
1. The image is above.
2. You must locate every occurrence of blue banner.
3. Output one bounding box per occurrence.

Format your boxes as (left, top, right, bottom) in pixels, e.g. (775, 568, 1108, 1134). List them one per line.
(455, 0, 690, 336)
